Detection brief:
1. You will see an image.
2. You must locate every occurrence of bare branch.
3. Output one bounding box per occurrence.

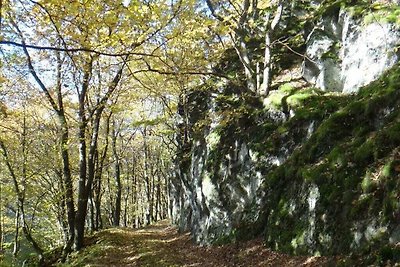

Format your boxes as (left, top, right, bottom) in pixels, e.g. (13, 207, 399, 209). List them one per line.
(205, 0, 224, 22)
(0, 40, 159, 58)
(8, 17, 60, 112)
(275, 40, 318, 65)
(128, 63, 230, 79)
(239, 0, 251, 25)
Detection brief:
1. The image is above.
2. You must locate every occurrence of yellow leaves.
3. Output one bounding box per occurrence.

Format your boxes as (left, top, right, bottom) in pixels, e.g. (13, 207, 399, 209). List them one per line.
(248, 18, 256, 28)
(0, 75, 6, 84)
(257, 0, 272, 10)
(370, 2, 385, 10)
(103, 10, 118, 26)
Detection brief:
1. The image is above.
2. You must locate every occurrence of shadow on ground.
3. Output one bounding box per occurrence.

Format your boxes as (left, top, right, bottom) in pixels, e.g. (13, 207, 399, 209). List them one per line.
(61, 220, 338, 267)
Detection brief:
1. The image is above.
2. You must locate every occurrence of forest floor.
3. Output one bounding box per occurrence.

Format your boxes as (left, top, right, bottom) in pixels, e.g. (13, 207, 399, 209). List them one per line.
(59, 220, 343, 267)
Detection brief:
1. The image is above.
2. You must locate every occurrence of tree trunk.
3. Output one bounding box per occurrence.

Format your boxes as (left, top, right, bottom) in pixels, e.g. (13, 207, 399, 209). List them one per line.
(59, 113, 75, 258)
(74, 60, 91, 251)
(259, 32, 272, 96)
(56, 170, 69, 244)
(12, 207, 20, 257)
(93, 114, 110, 230)
(123, 183, 129, 227)
(235, 35, 257, 92)
(55, 51, 75, 259)
(259, 1, 283, 96)
(142, 127, 152, 225)
(155, 172, 161, 220)
(18, 42, 75, 258)
(75, 107, 103, 250)
(132, 159, 139, 228)
(111, 119, 122, 226)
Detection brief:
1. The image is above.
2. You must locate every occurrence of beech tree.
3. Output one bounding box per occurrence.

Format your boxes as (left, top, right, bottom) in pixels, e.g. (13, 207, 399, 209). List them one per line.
(205, 0, 283, 95)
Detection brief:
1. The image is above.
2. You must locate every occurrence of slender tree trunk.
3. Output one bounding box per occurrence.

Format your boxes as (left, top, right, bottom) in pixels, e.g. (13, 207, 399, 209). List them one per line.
(89, 192, 95, 233)
(235, 35, 256, 92)
(123, 184, 129, 227)
(155, 173, 161, 221)
(94, 114, 110, 230)
(259, 1, 283, 96)
(150, 163, 156, 222)
(111, 120, 122, 226)
(142, 128, 152, 225)
(107, 167, 116, 225)
(131, 159, 138, 228)
(74, 139, 88, 246)
(123, 160, 131, 227)
(20, 205, 44, 259)
(55, 51, 75, 259)
(259, 32, 272, 96)
(74, 59, 91, 250)
(56, 170, 69, 243)
(136, 168, 143, 227)
(59, 114, 75, 258)
(75, 108, 103, 250)
(94, 154, 105, 231)
(12, 207, 20, 257)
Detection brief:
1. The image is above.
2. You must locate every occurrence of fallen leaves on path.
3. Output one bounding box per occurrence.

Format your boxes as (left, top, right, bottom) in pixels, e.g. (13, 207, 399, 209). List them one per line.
(64, 220, 338, 267)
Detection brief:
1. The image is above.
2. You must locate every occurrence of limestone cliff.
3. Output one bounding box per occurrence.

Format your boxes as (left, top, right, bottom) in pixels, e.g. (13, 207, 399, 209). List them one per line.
(171, 1, 400, 264)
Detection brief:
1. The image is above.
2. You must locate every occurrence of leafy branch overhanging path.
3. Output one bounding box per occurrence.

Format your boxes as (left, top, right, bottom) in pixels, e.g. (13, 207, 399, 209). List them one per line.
(63, 220, 337, 267)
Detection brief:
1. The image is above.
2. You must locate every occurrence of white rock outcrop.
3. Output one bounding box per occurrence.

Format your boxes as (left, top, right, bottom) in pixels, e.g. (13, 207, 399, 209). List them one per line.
(303, 10, 400, 93)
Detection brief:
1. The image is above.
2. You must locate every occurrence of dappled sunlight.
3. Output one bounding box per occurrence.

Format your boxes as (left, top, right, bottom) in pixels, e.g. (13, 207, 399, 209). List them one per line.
(62, 220, 339, 266)
(302, 256, 321, 265)
(164, 233, 191, 243)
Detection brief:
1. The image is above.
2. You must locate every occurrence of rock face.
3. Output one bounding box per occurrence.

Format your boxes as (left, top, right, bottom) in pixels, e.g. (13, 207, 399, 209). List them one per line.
(303, 8, 400, 93)
(171, 2, 400, 261)
(172, 65, 400, 258)
(170, 89, 265, 244)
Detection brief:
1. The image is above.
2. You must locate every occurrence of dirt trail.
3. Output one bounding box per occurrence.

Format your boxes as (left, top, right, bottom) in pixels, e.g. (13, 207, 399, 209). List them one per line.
(67, 220, 337, 266)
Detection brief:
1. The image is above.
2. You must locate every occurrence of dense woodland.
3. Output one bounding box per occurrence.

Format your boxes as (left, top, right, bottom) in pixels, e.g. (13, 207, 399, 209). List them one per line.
(0, 0, 211, 263)
(1, 0, 400, 266)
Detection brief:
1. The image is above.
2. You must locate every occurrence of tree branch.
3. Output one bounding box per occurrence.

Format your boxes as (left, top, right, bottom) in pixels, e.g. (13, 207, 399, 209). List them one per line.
(205, 0, 224, 22)
(128, 62, 230, 79)
(9, 18, 60, 112)
(0, 40, 159, 58)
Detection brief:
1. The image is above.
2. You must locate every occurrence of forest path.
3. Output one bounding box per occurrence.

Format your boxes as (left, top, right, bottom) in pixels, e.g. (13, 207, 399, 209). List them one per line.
(64, 220, 336, 266)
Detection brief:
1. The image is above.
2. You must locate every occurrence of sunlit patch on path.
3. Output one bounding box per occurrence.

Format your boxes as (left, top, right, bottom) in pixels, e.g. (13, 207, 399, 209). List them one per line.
(63, 220, 337, 266)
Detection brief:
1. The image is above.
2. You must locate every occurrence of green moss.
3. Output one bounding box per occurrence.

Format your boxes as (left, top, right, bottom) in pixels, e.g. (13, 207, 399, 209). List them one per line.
(363, 4, 400, 25)
(259, 65, 400, 256)
(361, 171, 375, 193)
(212, 230, 237, 245)
(381, 161, 393, 178)
(327, 146, 345, 168)
(354, 140, 374, 164)
(301, 163, 329, 184)
(286, 88, 321, 107)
